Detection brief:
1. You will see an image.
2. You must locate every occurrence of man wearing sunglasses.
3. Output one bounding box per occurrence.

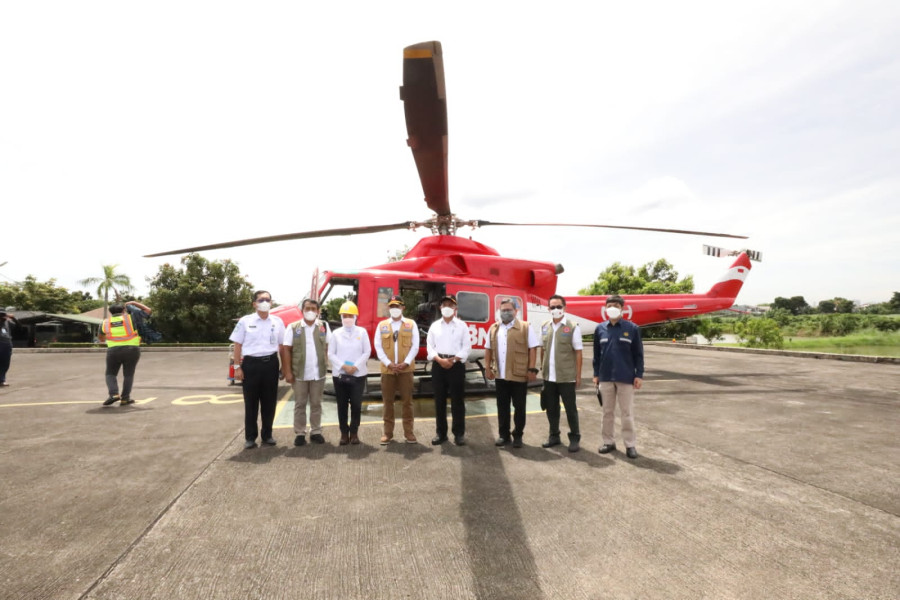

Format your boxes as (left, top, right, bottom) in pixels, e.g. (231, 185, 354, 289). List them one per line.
(374, 295, 420, 444)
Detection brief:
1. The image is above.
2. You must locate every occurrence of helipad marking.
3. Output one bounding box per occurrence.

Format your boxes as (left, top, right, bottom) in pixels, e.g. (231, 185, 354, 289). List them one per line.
(0, 398, 157, 408)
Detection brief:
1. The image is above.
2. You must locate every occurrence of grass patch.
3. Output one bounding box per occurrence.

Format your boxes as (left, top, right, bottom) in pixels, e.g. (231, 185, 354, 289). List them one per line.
(718, 329, 900, 357)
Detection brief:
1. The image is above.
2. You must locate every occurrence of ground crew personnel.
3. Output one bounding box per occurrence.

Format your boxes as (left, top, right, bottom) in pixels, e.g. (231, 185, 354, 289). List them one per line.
(374, 295, 420, 444)
(282, 298, 332, 446)
(484, 298, 540, 448)
(593, 295, 644, 459)
(99, 301, 150, 406)
(0, 310, 15, 387)
(538, 294, 583, 452)
(328, 300, 370, 445)
(231, 291, 285, 449)
(426, 294, 472, 446)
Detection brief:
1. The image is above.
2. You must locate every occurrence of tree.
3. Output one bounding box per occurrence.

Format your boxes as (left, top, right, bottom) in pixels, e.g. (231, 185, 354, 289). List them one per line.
(817, 299, 836, 313)
(79, 264, 134, 320)
(833, 297, 855, 313)
(0, 277, 91, 314)
(734, 318, 783, 349)
(772, 296, 810, 315)
(889, 292, 900, 313)
(579, 258, 694, 295)
(147, 254, 254, 343)
(697, 318, 725, 343)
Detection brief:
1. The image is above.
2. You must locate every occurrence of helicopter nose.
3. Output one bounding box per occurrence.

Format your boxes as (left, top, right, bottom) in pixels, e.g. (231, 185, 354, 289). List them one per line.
(555, 263, 565, 275)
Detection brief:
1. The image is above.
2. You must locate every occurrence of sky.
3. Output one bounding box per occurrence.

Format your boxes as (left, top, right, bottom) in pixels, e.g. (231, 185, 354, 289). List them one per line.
(2, 1, 899, 309)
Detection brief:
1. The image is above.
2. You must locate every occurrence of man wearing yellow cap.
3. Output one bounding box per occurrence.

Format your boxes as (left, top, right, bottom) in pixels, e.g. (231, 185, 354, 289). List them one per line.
(328, 300, 371, 445)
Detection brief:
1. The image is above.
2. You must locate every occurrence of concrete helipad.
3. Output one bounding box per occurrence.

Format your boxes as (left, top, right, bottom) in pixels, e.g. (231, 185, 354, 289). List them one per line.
(0, 346, 897, 599)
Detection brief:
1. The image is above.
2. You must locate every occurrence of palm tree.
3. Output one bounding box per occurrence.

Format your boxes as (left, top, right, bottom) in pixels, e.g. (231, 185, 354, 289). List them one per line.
(79, 265, 134, 320)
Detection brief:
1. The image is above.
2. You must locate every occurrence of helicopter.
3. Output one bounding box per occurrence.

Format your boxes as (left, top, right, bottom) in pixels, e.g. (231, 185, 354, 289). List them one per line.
(147, 41, 757, 393)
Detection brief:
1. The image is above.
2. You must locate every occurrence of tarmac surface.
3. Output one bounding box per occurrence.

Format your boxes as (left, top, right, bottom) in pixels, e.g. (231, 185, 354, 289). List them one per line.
(0, 345, 898, 600)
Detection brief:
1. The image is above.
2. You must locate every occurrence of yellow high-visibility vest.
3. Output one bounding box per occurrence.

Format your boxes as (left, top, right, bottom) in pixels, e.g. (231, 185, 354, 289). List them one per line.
(103, 314, 140, 347)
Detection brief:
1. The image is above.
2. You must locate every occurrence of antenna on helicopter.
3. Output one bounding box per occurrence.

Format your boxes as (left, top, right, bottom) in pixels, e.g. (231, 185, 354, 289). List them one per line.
(703, 245, 762, 262)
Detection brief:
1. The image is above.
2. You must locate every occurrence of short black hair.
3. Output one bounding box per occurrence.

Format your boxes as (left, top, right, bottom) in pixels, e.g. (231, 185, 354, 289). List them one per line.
(109, 304, 125, 315)
(254, 290, 271, 301)
(548, 294, 566, 307)
(606, 295, 625, 307)
(300, 298, 319, 310)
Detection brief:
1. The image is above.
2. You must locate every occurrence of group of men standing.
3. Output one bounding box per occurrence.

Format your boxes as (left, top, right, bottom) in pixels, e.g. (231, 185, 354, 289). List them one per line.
(229, 289, 644, 458)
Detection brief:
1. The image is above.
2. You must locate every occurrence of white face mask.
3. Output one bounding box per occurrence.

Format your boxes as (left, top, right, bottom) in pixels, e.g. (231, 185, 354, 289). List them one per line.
(550, 307, 565, 320)
(303, 310, 318, 322)
(606, 306, 622, 320)
(256, 301, 271, 313)
(389, 308, 403, 319)
(441, 306, 456, 319)
(342, 316, 356, 328)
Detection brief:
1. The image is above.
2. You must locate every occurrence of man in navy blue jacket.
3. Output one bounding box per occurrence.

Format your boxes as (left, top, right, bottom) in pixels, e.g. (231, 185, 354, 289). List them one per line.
(592, 295, 644, 458)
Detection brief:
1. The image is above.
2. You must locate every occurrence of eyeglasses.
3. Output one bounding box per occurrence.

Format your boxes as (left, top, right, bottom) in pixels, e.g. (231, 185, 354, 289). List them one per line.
(549, 305, 564, 310)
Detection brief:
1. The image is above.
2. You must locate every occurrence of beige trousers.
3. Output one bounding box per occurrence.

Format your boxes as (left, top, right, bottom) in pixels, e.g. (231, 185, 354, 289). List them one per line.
(292, 378, 325, 435)
(381, 371, 415, 437)
(599, 381, 636, 448)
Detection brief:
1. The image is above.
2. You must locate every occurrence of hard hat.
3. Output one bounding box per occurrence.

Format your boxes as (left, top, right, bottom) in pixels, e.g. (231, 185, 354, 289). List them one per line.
(339, 301, 359, 316)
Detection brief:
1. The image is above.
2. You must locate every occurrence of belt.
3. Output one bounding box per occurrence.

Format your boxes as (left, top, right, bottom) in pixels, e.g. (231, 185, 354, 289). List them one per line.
(243, 353, 277, 363)
(437, 354, 457, 359)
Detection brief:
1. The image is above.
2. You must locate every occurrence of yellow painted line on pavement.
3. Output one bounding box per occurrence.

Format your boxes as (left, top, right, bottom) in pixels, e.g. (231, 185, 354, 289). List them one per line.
(0, 398, 156, 408)
(272, 387, 293, 423)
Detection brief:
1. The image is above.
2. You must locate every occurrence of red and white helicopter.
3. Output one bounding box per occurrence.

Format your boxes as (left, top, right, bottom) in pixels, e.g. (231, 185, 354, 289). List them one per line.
(148, 41, 758, 390)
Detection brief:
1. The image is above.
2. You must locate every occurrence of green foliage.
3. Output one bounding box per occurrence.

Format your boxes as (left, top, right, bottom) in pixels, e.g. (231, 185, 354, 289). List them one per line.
(771, 296, 810, 315)
(643, 319, 700, 340)
(817, 299, 836, 313)
(321, 295, 348, 322)
(579, 258, 694, 295)
(734, 317, 783, 348)
(697, 317, 725, 343)
(0, 277, 95, 314)
(833, 297, 855, 313)
(147, 254, 254, 343)
(766, 307, 793, 326)
(890, 292, 900, 312)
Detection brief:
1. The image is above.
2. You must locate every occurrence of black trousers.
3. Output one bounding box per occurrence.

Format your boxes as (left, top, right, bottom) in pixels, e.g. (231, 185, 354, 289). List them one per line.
(333, 375, 364, 434)
(242, 354, 280, 441)
(0, 342, 12, 383)
(105, 346, 141, 398)
(496, 378, 528, 438)
(432, 362, 466, 438)
(544, 380, 580, 436)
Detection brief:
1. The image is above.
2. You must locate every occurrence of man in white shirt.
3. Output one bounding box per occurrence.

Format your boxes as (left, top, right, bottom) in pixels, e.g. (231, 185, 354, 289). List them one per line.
(484, 298, 541, 448)
(282, 298, 332, 446)
(426, 294, 472, 446)
(374, 295, 420, 444)
(538, 295, 583, 452)
(327, 300, 371, 445)
(230, 290, 286, 450)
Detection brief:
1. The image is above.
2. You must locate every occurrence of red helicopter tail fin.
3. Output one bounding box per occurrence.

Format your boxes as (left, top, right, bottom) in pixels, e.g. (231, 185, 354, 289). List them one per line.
(706, 252, 752, 300)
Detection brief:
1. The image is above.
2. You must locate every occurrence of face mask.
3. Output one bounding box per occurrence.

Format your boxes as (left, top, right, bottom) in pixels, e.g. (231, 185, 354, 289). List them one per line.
(500, 310, 515, 324)
(389, 308, 403, 319)
(550, 307, 564, 319)
(303, 310, 318, 322)
(606, 306, 622, 320)
(256, 301, 271, 312)
(342, 317, 356, 328)
(441, 306, 455, 319)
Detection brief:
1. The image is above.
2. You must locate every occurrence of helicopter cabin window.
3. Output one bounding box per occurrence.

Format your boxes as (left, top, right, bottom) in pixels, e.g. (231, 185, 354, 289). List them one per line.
(398, 280, 445, 335)
(376, 287, 393, 319)
(457, 291, 489, 323)
(318, 277, 359, 323)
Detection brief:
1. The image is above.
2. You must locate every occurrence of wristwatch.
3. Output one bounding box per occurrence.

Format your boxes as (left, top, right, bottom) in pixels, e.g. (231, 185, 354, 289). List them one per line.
(528, 368, 539, 374)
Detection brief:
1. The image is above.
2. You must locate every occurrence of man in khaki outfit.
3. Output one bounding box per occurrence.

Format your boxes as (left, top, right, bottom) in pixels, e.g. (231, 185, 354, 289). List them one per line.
(374, 295, 420, 444)
(282, 298, 332, 446)
(485, 298, 541, 448)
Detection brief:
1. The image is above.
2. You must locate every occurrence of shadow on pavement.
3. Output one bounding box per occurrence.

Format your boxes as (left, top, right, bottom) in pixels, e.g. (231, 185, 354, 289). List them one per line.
(384, 441, 434, 460)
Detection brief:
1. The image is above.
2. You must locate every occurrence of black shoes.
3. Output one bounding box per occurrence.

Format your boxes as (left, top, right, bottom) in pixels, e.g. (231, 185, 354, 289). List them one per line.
(294, 435, 306, 447)
(431, 435, 448, 445)
(120, 397, 135, 406)
(567, 433, 581, 453)
(103, 395, 120, 406)
(598, 443, 617, 454)
(512, 435, 523, 449)
(626, 447, 638, 459)
(495, 437, 510, 446)
(244, 440, 257, 449)
(541, 435, 561, 448)
(310, 434, 325, 444)
(454, 436, 466, 446)
(262, 437, 277, 446)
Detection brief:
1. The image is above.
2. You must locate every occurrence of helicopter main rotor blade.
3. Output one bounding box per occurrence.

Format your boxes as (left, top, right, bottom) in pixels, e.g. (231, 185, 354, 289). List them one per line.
(144, 222, 416, 258)
(401, 41, 450, 217)
(473, 221, 748, 239)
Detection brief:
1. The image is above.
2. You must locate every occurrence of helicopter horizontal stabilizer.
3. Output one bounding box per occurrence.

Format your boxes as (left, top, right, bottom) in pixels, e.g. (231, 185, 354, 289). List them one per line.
(704, 244, 762, 262)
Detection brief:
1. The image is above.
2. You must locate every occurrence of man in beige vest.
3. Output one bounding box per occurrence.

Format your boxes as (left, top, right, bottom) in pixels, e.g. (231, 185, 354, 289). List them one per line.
(538, 294, 583, 452)
(374, 295, 420, 444)
(485, 298, 541, 448)
(282, 298, 332, 446)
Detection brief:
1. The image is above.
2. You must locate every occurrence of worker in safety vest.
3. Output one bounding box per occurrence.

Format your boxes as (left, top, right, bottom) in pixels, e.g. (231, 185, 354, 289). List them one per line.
(374, 295, 420, 445)
(99, 301, 151, 407)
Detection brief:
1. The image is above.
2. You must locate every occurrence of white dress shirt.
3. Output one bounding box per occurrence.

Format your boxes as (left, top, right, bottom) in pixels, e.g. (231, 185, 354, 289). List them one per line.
(547, 320, 583, 383)
(426, 317, 472, 362)
(328, 325, 371, 377)
(282, 320, 333, 380)
(229, 313, 285, 357)
(485, 320, 541, 379)
(374, 318, 420, 366)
